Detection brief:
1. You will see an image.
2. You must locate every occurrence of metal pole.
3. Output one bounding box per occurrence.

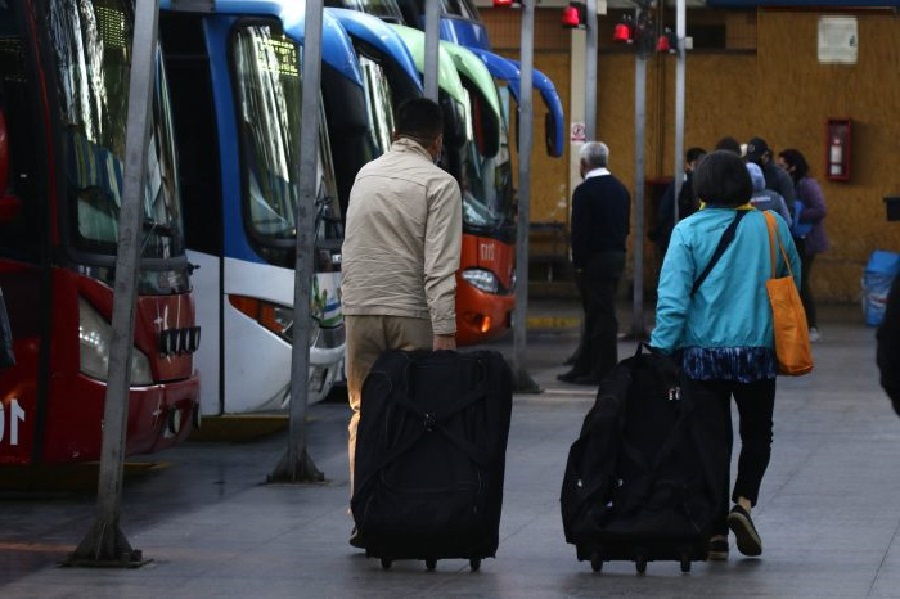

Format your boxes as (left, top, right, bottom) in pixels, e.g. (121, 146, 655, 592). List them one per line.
(68, 0, 158, 567)
(424, 0, 440, 101)
(269, 0, 324, 483)
(631, 54, 647, 339)
(673, 0, 686, 222)
(584, 0, 598, 140)
(512, 0, 539, 393)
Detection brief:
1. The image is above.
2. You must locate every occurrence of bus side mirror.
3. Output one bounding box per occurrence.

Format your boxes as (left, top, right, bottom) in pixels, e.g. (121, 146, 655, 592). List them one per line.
(0, 109, 20, 223)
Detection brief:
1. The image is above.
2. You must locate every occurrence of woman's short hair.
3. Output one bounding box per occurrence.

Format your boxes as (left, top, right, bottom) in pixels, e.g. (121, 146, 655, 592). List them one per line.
(693, 150, 753, 208)
(777, 148, 809, 180)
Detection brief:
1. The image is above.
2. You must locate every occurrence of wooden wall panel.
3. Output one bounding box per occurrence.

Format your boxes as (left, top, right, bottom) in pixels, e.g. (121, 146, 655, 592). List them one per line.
(752, 11, 900, 301)
(485, 7, 900, 301)
(481, 8, 571, 51)
(492, 49, 572, 225)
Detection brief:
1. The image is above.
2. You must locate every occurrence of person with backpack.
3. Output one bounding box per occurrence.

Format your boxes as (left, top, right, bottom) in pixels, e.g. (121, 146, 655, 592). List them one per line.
(777, 148, 830, 342)
(746, 162, 791, 227)
(650, 150, 801, 560)
(745, 137, 796, 212)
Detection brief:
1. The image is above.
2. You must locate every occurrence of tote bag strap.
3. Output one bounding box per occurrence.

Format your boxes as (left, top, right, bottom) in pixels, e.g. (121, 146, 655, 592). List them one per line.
(763, 212, 794, 280)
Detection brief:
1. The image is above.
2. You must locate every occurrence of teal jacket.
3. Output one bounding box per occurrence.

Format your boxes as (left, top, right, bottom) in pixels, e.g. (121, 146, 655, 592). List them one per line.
(650, 208, 801, 353)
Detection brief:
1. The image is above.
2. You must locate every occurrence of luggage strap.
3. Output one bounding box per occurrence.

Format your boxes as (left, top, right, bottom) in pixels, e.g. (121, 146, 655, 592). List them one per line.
(355, 384, 490, 501)
(391, 389, 490, 469)
(617, 402, 695, 515)
(691, 211, 748, 298)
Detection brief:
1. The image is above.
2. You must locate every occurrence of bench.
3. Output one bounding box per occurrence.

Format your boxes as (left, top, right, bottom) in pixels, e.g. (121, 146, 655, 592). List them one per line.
(529, 221, 570, 282)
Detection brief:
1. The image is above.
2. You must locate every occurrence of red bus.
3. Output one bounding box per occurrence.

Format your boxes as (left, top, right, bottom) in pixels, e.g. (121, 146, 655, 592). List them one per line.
(0, 0, 199, 464)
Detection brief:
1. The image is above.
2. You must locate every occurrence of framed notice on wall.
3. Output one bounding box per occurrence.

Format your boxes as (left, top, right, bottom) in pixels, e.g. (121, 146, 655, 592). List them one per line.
(818, 16, 858, 64)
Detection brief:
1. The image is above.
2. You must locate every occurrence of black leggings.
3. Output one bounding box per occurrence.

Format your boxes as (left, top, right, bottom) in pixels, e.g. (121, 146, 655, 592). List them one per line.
(796, 238, 818, 329)
(684, 377, 777, 536)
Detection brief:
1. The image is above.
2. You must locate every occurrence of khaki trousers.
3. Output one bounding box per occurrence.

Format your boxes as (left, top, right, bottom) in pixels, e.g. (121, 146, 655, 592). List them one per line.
(346, 314, 432, 496)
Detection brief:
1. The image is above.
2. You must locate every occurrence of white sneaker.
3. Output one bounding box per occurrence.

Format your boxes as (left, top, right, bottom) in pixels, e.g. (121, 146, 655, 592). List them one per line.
(809, 328, 821, 343)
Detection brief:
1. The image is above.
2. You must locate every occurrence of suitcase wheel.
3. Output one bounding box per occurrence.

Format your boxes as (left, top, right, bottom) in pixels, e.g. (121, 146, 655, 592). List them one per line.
(589, 552, 603, 573)
(381, 559, 393, 570)
(469, 558, 481, 572)
(635, 552, 648, 575)
(679, 550, 691, 574)
(425, 559, 437, 572)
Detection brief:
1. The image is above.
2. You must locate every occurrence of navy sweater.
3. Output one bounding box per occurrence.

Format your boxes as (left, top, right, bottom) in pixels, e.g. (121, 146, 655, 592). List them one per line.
(570, 175, 631, 268)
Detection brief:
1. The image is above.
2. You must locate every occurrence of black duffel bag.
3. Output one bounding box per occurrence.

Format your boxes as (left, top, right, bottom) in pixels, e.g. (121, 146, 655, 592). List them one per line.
(561, 344, 727, 571)
(352, 349, 513, 566)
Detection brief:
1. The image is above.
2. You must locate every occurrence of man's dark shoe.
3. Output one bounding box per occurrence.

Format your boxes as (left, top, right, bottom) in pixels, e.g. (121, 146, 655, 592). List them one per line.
(349, 526, 365, 549)
(557, 371, 600, 385)
(557, 370, 582, 383)
(707, 538, 729, 561)
(727, 505, 762, 557)
(563, 352, 578, 367)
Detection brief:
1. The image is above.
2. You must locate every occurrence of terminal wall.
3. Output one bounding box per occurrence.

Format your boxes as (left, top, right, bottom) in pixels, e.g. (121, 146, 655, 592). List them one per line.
(482, 6, 900, 302)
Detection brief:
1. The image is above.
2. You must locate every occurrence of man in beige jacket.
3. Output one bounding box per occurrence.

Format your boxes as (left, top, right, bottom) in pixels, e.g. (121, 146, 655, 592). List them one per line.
(342, 98, 462, 498)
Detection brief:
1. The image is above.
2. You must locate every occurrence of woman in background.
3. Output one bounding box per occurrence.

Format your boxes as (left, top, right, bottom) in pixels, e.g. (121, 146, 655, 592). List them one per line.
(777, 148, 830, 342)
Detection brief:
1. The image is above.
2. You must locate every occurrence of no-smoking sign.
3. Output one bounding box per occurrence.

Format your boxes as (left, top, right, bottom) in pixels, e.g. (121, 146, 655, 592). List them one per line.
(570, 122, 585, 142)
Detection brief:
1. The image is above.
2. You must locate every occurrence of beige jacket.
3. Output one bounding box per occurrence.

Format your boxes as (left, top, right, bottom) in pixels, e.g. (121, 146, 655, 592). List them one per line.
(341, 139, 462, 335)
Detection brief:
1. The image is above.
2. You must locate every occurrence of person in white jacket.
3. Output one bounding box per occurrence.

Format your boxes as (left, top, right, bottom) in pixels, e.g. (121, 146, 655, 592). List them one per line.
(341, 98, 463, 506)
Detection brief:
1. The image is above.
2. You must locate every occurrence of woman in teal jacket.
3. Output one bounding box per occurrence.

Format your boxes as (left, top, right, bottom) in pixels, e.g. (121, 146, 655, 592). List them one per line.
(650, 150, 801, 561)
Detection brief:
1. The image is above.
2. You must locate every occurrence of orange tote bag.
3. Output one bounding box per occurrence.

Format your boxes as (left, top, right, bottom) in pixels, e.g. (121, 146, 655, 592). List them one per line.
(763, 212, 813, 376)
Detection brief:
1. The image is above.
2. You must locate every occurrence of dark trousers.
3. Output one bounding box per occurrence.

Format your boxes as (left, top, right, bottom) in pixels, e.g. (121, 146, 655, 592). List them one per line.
(683, 377, 777, 537)
(795, 238, 818, 328)
(572, 251, 626, 380)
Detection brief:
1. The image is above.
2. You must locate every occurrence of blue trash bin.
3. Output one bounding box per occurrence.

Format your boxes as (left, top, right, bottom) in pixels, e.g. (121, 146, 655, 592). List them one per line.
(862, 251, 900, 326)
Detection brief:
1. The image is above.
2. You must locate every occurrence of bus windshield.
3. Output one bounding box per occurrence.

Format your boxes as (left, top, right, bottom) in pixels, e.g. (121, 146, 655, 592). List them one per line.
(460, 91, 513, 232)
(50, 0, 184, 260)
(233, 25, 340, 249)
(358, 54, 395, 159)
(233, 26, 301, 242)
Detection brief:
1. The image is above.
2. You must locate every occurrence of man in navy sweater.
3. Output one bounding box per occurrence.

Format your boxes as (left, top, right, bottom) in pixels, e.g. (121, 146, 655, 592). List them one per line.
(559, 141, 631, 385)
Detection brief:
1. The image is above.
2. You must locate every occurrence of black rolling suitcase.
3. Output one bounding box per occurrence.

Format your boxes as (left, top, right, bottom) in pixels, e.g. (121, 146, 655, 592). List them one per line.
(351, 349, 513, 572)
(560, 344, 727, 574)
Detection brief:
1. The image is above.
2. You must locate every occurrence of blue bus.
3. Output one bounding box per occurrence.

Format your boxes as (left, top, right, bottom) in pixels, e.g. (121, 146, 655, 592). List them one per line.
(160, 0, 359, 416)
(328, 0, 565, 158)
(322, 8, 424, 217)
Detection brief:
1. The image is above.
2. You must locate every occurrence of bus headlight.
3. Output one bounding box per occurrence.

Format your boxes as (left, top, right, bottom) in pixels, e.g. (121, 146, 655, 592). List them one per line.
(229, 295, 294, 342)
(78, 298, 153, 386)
(462, 268, 500, 294)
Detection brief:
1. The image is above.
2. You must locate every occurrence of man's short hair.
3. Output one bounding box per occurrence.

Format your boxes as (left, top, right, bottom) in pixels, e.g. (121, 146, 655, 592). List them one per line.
(686, 147, 706, 163)
(693, 150, 753, 208)
(745, 137, 770, 164)
(714, 136, 742, 155)
(394, 98, 444, 142)
(580, 141, 609, 168)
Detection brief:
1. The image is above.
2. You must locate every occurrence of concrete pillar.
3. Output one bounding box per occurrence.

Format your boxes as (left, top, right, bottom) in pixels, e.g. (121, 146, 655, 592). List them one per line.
(568, 0, 606, 225)
(569, 28, 586, 215)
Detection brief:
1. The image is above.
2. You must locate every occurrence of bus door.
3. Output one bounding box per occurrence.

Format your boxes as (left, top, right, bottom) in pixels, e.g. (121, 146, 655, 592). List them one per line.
(0, 0, 58, 464)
